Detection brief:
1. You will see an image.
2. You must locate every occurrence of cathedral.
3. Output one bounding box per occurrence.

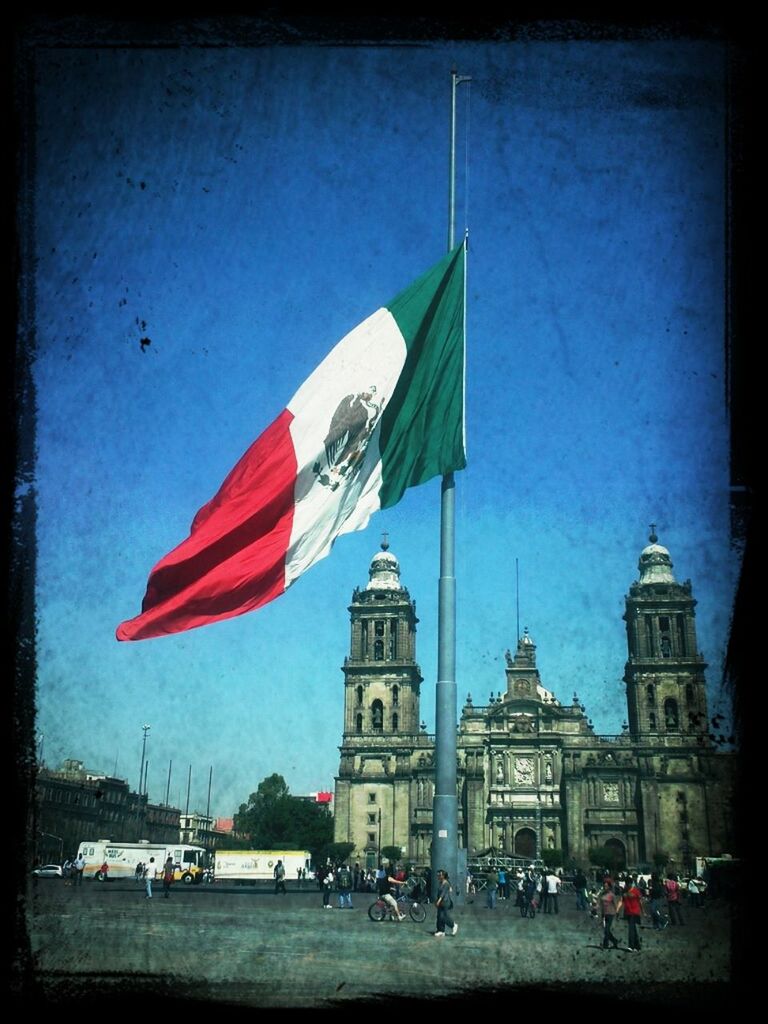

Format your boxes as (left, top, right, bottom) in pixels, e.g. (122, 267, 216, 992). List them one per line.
(333, 531, 735, 872)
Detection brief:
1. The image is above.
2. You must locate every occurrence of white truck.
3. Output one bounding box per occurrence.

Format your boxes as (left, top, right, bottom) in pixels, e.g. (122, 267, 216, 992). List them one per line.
(77, 839, 208, 883)
(213, 849, 311, 885)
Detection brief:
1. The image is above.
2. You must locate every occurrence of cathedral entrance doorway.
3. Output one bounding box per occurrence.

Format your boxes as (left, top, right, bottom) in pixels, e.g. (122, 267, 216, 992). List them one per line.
(514, 827, 537, 860)
(605, 837, 626, 870)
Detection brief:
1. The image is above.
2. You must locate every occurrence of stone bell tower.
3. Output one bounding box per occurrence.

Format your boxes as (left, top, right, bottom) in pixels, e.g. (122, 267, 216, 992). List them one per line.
(334, 537, 425, 867)
(341, 536, 422, 738)
(623, 527, 710, 742)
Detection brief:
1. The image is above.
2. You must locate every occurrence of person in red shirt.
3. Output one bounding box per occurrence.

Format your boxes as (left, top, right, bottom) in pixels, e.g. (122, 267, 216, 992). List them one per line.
(664, 873, 684, 926)
(621, 875, 643, 951)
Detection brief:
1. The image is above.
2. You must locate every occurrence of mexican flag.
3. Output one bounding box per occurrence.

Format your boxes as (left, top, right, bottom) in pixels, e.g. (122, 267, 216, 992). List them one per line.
(116, 242, 466, 641)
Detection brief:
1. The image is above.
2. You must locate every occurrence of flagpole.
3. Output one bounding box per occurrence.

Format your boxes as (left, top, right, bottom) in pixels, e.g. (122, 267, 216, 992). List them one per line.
(432, 67, 470, 899)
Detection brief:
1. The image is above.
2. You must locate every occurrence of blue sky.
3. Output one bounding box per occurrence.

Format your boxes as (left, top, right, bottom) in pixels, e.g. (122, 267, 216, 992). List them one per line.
(28, 37, 737, 819)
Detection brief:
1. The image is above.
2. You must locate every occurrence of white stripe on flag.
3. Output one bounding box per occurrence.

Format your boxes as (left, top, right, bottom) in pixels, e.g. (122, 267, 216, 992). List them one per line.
(285, 309, 406, 585)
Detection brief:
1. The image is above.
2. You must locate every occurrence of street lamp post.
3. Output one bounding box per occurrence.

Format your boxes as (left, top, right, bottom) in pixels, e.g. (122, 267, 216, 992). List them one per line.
(139, 724, 151, 794)
(39, 831, 63, 863)
(137, 724, 150, 839)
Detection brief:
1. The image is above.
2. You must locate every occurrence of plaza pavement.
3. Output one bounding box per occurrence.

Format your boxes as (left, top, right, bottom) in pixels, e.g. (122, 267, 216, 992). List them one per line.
(17, 880, 742, 1009)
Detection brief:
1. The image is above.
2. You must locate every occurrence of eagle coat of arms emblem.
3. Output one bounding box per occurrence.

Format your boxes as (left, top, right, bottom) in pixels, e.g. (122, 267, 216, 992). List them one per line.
(312, 387, 384, 491)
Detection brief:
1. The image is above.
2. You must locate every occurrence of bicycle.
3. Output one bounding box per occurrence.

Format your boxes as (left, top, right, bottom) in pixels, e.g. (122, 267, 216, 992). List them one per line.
(520, 894, 538, 918)
(368, 890, 427, 923)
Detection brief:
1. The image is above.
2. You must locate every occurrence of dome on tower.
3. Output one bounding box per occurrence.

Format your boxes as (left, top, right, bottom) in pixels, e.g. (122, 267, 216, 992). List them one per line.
(365, 537, 402, 591)
(638, 527, 676, 585)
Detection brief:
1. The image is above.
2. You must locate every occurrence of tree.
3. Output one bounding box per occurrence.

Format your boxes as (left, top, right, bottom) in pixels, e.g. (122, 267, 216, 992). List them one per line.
(543, 848, 564, 869)
(324, 842, 355, 867)
(233, 774, 333, 865)
(381, 845, 403, 866)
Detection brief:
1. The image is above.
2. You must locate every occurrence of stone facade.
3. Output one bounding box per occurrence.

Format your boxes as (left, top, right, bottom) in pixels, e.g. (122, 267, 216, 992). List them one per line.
(33, 760, 181, 862)
(334, 532, 736, 873)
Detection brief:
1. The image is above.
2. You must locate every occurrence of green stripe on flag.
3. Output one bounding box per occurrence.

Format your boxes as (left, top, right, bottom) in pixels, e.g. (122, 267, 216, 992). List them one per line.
(379, 242, 466, 509)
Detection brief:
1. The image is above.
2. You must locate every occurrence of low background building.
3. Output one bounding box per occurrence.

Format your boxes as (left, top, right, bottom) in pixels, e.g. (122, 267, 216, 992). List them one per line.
(33, 759, 181, 860)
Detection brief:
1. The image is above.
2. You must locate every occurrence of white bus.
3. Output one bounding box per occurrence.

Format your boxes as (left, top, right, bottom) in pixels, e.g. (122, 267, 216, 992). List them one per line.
(77, 839, 208, 883)
(213, 849, 311, 884)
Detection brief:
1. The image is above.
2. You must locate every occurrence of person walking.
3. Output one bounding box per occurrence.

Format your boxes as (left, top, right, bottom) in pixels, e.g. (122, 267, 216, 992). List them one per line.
(486, 867, 499, 910)
(73, 853, 86, 887)
(498, 867, 507, 901)
(687, 876, 703, 909)
(598, 877, 622, 949)
(336, 863, 354, 909)
(162, 856, 175, 898)
(99, 861, 109, 882)
(144, 857, 156, 899)
(574, 868, 588, 911)
(322, 868, 334, 909)
(648, 872, 667, 929)
(664, 873, 684, 926)
(545, 870, 561, 914)
(135, 861, 144, 884)
(515, 871, 525, 909)
(274, 859, 287, 895)
(523, 869, 539, 916)
(622, 875, 643, 952)
(434, 868, 458, 938)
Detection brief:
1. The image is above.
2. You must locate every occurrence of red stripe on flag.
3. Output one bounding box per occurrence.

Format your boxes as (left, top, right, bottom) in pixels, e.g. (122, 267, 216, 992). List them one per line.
(116, 409, 298, 641)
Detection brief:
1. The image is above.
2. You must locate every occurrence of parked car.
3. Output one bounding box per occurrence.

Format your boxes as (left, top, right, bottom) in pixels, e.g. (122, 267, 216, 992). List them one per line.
(32, 863, 63, 878)
(679, 877, 707, 895)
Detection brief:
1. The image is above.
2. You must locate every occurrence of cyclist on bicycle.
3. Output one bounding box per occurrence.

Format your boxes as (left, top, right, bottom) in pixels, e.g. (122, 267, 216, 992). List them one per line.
(377, 867, 406, 921)
(522, 868, 539, 917)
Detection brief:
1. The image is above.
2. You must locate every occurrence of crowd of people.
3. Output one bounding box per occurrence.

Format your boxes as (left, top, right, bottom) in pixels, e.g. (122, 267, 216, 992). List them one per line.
(60, 854, 86, 885)
(48, 849, 711, 947)
(459, 862, 708, 951)
(312, 859, 459, 936)
(313, 862, 430, 897)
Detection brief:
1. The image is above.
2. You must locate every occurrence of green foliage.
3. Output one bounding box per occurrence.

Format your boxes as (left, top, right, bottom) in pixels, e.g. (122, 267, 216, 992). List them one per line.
(256, 773, 291, 802)
(543, 848, 564, 868)
(324, 842, 355, 867)
(381, 845, 403, 865)
(652, 850, 670, 868)
(233, 774, 333, 864)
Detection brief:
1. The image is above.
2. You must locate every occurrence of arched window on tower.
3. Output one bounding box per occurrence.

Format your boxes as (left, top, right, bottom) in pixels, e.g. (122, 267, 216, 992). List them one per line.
(676, 614, 687, 655)
(374, 639, 384, 660)
(685, 683, 695, 705)
(645, 616, 655, 656)
(371, 700, 384, 732)
(392, 712, 399, 732)
(664, 698, 679, 730)
(646, 684, 655, 706)
(649, 712, 657, 731)
(361, 620, 368, 659)
(356, 685, 364, 705)
(392, 685, 399, 706)
(355, 713, 363, 733)
(659, 616, 671, 657)
(389, 620, 397, 660)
